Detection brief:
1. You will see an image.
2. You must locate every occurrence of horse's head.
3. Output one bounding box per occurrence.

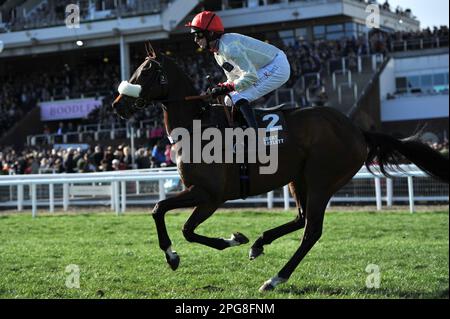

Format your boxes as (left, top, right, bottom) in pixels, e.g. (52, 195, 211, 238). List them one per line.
(112, 46, 168, 119)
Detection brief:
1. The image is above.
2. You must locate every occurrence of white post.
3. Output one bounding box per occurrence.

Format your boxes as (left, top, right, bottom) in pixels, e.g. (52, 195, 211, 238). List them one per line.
(130, 125, 135, 167)
(31, 184, 37, 218)
(17, 184, 24, 211)
(408, 176, 415, 213)
(283, 185, 289, 210)
(374, 177, 382, 211)
(136, 181, 140, 195)
(114, 181, 120, 215)
(121, 181, 126, 214)
(338, 86, 342, 104)
(267, 191, 274, 209)
(63, 183, 69, 211)
(158, 178, 166, 200)
(386, 178, 393, 208)
(110, 182, 115, 211)
(49, 183, 54, 213)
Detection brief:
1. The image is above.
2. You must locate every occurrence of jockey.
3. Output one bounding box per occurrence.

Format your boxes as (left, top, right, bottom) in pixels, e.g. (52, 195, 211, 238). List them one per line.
(185, 11, 291, 130)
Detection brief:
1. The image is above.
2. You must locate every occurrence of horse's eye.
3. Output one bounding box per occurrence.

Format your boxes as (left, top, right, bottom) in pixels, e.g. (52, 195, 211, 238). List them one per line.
(142, 62, 152, 71)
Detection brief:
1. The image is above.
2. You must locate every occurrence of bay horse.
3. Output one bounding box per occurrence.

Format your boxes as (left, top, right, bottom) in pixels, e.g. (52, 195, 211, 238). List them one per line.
(112, 49, 449, 292)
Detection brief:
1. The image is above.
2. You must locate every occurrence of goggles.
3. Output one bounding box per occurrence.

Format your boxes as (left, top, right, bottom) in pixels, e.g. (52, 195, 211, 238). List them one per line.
(191, 29, 206, 40)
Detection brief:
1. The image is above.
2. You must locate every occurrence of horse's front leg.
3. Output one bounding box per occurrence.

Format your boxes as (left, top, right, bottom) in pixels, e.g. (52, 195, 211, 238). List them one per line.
(152, 185, 210, 270)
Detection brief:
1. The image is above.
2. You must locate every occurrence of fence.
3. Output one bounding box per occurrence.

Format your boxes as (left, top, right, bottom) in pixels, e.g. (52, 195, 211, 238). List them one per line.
(0, 165, 447, 218)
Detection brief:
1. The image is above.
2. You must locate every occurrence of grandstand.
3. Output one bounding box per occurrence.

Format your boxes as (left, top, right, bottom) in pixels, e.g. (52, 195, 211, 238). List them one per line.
(0, 0, 448, 184)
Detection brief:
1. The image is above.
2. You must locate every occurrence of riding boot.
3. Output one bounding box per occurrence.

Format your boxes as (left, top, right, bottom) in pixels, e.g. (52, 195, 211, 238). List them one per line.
(237, 99, 258, 130)
(237, 99, 260, 151)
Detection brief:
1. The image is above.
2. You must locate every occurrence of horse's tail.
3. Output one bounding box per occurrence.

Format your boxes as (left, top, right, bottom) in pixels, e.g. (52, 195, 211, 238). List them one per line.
(363, 131, 449, 183)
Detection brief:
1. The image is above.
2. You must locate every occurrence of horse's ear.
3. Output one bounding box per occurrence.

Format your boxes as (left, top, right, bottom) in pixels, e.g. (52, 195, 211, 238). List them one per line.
(145, 42, 157, 59)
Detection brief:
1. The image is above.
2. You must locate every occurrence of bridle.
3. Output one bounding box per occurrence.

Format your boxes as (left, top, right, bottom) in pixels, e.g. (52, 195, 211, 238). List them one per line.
(130, 46, 210, 109)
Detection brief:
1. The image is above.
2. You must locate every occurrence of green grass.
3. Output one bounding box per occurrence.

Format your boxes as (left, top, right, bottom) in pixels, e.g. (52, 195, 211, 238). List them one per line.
(0, 209, 448, 299)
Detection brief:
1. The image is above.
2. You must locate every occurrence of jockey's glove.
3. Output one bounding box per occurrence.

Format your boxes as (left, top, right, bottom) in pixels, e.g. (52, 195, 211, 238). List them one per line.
(210, 82, 235, 98)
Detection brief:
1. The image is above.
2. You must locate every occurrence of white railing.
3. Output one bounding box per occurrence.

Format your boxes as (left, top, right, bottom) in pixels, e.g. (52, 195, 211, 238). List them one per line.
(0, 165, 447, 217)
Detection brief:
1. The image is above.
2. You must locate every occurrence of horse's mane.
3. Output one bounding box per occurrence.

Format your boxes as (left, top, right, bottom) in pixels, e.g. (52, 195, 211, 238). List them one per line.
(159, 53, 200, 98)
(155, 52, 209, 133)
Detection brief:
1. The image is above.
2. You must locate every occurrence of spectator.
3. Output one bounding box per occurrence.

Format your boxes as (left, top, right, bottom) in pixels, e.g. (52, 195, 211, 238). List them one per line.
(56, 122, 65, 135)
(151, 141, 166, 168)
(63, 148, 77, 173)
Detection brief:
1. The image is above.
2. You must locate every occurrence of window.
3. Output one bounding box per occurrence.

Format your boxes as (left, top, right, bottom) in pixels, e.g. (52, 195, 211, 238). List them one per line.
(279, 30, 294, 38)
(278, 30, 295, 46)
(295, 27, 307, 39)
(345, 22, 356, 31)
(357, 23, 370, 35)
(433, 73, 447, 85)
(407, 76, 420, 89)
(326, 24, 344, 33)
(433, 72, 449, 92)
(313, 25, 325, 38)
(396, 77, 407, 93)
(344, 22, 357, 38)
(421, 75, 433, 87)
(397, 73, 449, 94)
(326, 32, 345, 40)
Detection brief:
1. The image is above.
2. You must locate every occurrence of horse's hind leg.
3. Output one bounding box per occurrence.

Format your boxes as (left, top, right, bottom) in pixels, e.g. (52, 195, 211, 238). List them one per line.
(259, 190, 329, 292)
(249, 179, 306, 260)
(259, 153, 362, 291)
(183, 203, 249, 250)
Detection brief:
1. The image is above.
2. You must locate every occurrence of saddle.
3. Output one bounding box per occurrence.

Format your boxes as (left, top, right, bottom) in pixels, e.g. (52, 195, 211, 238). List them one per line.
(210, 99, 296, 128)
(207, 101, 295, 200)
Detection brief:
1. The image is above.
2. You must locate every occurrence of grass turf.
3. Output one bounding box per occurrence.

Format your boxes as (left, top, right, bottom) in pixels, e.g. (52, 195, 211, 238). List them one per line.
(0, 209, 448, 299)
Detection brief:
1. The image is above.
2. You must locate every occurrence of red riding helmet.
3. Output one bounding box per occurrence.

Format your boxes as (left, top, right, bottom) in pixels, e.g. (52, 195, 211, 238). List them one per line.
(185, 11, 224, 33)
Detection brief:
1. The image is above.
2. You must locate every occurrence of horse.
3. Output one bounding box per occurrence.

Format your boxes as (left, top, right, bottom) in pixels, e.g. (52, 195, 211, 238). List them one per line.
(112, 47, 449, 292)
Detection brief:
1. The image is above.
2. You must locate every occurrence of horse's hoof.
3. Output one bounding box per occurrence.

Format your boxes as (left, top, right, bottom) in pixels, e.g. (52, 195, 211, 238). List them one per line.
(249, 246, 264, 260)
(259, 280, 275, 292)
(233, 232, 249, 245)
(259, 276, 287, 292)
(165, 251, 180, 271)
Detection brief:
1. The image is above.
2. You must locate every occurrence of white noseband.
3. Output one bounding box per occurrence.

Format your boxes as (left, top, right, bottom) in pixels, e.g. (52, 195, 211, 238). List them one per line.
(118, 81, 142, 98)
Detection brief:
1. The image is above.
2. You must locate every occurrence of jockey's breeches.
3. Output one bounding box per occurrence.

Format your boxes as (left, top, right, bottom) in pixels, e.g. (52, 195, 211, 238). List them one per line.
(226, 51, 291, 105)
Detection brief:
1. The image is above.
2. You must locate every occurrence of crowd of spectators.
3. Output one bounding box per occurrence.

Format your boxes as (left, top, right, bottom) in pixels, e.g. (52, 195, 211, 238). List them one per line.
(0, 62, 120, 138)
(0, 141, 176, 175)
(0, 0, 170, 33)
(369, 26, 450, 55)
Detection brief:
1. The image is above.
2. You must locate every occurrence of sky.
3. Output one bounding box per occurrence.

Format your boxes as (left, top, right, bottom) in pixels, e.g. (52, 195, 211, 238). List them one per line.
(385, 0, 449, 29)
